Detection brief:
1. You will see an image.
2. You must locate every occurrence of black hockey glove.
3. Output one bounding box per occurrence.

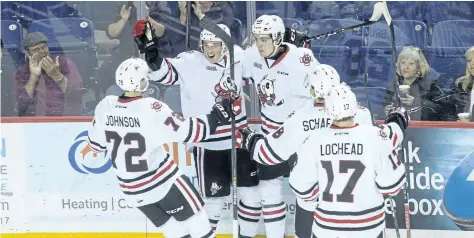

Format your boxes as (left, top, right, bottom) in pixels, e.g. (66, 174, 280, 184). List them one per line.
(284, 28, 311, 49)
(133, 20, 163, 71)
(236, 127, 264, 154)
(384, 107, 410, 131)
(207, 96, 243, 134)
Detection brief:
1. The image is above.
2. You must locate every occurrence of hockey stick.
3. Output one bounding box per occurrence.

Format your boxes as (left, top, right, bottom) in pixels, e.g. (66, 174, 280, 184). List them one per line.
(185, 1, 191, 50)
(364, 72, 400, 238)
(199, 18, 239, 238)
(379, 2, 411, 237)
(304, 2, 389, 42)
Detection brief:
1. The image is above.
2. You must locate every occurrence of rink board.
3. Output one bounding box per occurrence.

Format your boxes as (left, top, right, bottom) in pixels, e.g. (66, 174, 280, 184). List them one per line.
(1, 120, 474, 237)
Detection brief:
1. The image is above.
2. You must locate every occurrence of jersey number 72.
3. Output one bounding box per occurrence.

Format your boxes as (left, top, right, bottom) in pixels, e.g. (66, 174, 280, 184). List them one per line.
(105, 131, 147, 172)
(320, 160, 366, 203)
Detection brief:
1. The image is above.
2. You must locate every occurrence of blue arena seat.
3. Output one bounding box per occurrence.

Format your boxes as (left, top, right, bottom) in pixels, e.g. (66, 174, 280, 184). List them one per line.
(308, 19, 364, 47)
(312, 45, 355, 85)
(350, 86, 387, 120)
(424, 47, 470, 90)
(358, 47, 404, 88)
(29, 18, 98, 88)
(283, 18, 304, 30)
(163, 85, 182, 114)
(363, 20, 427, 48)
(432, 20, 474, 48)
(1, 20, 24, 66)
(29, 17, 95, 49)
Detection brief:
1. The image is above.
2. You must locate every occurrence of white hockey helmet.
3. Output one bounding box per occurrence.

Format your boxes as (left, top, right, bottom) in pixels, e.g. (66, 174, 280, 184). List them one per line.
(252, 15, 285, 51)
(325, 83, 358, 121)
(306, 64, 341, 99)
(115, 57, 150, 92)
(200, 24, 231, 62)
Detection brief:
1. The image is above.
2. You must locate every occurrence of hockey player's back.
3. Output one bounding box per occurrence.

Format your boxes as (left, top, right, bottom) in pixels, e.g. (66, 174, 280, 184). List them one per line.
(289, 84, 408, 238)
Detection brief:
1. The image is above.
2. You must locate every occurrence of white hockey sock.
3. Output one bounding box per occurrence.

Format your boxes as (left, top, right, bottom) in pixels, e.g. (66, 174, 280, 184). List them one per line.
(259, 177, 287, 238)
(181, 210, 216, 238)
(238, 186, 261, 237)
(203, 197, 225, 231)
(160, 217, 189, 238)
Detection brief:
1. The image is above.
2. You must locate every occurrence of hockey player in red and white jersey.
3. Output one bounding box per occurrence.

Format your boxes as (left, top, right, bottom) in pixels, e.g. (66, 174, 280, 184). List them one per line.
(133, 21, 259, 236)
(291, 84, 409, 238)
(236, 64, 373, 238)
(87, 58, 239, 238)
(240, 14, 320, 238)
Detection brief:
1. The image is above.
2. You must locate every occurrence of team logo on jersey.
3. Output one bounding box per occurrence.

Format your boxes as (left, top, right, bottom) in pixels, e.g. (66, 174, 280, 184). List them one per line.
(257, 74, 284, 107)
(378, 129, 387, 139)
(68, 131, 112, 174)
(210, 182, 222, 195)
(299, 53, 313, 66)
(151, 101, 163, 111)
(212, 71, 238, 102)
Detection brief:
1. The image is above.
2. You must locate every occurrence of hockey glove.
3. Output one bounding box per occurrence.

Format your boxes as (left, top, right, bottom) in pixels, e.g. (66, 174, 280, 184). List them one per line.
(384, 107, 410, 131)
(207, 96, 243, 133)
(284, 28, 311, 49)
(133, 20, 162, 71)
(236, 127, 264, 155)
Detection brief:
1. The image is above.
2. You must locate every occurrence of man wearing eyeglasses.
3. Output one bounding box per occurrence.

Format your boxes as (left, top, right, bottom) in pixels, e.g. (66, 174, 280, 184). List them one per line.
(13, 32, 84, 116)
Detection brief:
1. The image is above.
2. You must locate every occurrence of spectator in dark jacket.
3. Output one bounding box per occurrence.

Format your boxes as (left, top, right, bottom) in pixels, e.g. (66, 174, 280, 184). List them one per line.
(451, 46, 474, 122)
(383, 47, 445, 121)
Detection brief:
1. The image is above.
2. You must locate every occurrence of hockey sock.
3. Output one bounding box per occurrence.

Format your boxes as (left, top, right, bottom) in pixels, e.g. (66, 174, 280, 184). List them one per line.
(295, 197, 315, 238)
(238, 186, 261, 237)
(202, 197, 225, 231)
(259, 177, 287, 238)
(181, 210, 216, 238)
(160, 217, 190, 238)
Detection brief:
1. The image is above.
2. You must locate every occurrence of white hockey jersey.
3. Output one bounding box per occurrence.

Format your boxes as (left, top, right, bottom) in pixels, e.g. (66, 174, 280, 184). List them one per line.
(243, 43, 318, 134)
(252, 103, 373, 166)
(148, 47, 247, 150)
(87, 96, 212, 207)
(289, 122, 406, 238)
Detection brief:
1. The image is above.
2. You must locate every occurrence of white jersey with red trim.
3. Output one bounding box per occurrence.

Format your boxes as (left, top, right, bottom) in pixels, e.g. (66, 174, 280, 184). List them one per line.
(289, 122, 406, 238)
(148, 47, 247, 150)
(87, 96, 212, 207)
(242, 43, 319, 134)
(252, 103, 373, 166)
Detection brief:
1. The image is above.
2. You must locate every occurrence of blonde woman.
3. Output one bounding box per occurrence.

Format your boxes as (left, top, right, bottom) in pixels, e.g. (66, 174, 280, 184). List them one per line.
(453, 46, 474, 122)
(383, 46, 444, 121)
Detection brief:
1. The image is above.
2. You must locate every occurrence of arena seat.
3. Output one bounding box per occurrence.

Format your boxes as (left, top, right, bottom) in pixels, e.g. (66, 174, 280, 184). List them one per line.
(432, 20, 474, 47)
(424, 47, 470, 90)
(1, 20, 24, 67)
(29, 17, 98, 88)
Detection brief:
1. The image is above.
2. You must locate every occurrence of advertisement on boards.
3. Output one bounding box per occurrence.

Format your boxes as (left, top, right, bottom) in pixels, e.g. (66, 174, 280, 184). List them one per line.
(0, 124, 27, 233)
(384, 128, 474, 234)
(2, 120, 474, 236)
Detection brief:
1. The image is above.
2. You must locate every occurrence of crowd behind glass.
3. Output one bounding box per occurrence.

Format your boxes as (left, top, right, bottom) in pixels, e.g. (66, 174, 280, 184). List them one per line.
(1, 1, 474, 122)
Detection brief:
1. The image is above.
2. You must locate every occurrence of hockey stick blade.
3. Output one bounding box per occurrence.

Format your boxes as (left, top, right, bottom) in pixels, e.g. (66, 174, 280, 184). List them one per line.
(199, 18, 239, 238)
(370, 1, 392, 25)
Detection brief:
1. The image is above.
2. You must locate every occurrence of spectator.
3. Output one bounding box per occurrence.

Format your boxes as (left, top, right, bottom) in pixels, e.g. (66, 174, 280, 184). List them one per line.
(452, 46, 474, 122)
(383, 47, 444, 121)
(155, 1, 234, 57)
(14, 32, 84, 116)
(95, 2, 165, 91)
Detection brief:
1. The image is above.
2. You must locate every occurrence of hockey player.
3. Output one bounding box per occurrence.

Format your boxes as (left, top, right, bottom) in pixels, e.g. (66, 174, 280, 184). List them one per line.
(236, 64, 373, 238)
(291, 84, 409, 238)
(87, 58, 239, 238)
(133, 20, 260, 236)
(241, 14, 320, 238)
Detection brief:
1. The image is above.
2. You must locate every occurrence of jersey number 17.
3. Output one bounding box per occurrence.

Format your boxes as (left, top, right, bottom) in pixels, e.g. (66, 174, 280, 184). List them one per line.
(321, 160, 366, 203)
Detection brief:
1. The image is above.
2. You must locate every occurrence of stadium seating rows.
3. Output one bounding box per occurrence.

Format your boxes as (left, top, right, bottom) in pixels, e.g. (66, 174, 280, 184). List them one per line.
(2, 1, 474, 118)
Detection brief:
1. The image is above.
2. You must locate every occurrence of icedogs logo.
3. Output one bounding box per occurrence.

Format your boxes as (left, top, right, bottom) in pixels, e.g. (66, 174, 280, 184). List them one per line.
(68, 131, 112, 174)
